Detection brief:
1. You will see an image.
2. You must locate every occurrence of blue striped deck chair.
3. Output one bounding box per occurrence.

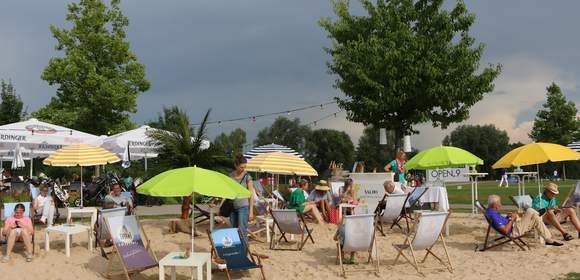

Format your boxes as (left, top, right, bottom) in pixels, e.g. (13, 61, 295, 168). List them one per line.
(208, 227, 267, 280)
(1, 202, 35, 253)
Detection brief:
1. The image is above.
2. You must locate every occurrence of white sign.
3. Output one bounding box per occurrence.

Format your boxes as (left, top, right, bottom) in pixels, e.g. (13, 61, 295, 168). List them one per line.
(349, 173, 394, 213)
(427, 166, 469, 182)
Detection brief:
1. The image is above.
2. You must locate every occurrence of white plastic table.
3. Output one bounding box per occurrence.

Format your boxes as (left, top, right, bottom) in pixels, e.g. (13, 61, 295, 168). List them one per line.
(67, 207, 98, 229)
(255, 216, 274, 243)
(45, 224, 93, 257)
(463, 172, 488, 215)
(507, 172, 538, 196)
(159, 251, 211, 280)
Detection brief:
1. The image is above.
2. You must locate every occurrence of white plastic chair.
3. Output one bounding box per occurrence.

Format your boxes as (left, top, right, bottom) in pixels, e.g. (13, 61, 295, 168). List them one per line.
(337, 214, 379, 277)
(377, 194, 407, 235)
(392, 211, 453, 274)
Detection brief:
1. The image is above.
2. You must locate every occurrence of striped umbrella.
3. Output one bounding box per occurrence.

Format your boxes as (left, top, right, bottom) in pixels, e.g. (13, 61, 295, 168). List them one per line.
(244, 143, 304, 159)
(246, 152, 317, 176)
(568, 141, 580, 153)
(43, 145, 120, 207)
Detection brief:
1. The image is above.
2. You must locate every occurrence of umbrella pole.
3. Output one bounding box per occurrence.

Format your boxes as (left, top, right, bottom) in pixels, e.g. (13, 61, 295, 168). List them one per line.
(80, 166, 84, 208)
(29, 158, 33, 178)
(537, 164, 541, 209)
(145, 155, 148, 172)
(191, 192, 195, 254)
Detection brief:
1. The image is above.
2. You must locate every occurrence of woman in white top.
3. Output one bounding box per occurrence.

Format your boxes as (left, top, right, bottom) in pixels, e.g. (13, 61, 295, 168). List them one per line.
(32, 185, 56, 226)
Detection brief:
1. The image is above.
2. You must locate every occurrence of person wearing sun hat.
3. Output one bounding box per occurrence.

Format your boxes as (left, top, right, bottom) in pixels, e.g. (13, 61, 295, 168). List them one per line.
(308, 180, 333, 222)
(532, 182, 580, 240)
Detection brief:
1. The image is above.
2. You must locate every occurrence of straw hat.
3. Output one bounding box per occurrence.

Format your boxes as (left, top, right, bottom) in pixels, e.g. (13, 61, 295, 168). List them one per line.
(315, 184, 330, 191)
(544, 182, 559, 195)
(319, 180, 328, 186)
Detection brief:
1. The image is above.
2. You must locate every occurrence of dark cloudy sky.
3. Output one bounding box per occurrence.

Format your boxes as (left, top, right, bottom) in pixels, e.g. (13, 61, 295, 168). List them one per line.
(1, 1, 579, 150)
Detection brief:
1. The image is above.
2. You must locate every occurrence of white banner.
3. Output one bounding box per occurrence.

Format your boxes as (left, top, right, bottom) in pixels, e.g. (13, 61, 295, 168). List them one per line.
(427, 166, 469, 182)
(349, 173, 394, 213)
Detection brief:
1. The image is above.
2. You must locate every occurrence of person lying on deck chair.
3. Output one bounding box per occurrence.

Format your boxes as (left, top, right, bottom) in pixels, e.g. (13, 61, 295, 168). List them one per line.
(487, 194, 562, 247)
(532, 182, 580, 241)
(376, 181, 408, 211)
(2, 203, 33, 262)
(289, 179, 326, 224)
(308, 181, 333, 222)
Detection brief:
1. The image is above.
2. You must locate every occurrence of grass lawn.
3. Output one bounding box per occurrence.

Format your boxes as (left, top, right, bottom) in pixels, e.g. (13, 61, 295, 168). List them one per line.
(445, 179, 577, 206)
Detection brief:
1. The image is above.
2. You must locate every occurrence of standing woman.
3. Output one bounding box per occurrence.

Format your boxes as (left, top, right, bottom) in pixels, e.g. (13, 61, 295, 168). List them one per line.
(384, 151, 407, 183)
(229, 155, 255, 238)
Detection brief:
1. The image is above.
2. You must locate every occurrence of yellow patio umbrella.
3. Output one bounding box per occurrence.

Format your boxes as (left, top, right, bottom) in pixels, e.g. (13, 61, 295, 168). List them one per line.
(492, 142, 580, 207)
(246, 151, 318, 176)
(43, 145, 121, 207)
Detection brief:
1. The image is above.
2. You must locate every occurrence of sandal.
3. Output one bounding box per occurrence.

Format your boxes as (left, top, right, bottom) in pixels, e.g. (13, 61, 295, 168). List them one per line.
(563, 232, 573, 241)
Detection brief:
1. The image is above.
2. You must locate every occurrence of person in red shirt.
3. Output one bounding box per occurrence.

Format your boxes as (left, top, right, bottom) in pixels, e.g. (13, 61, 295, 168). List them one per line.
(2, 203, 33, 262)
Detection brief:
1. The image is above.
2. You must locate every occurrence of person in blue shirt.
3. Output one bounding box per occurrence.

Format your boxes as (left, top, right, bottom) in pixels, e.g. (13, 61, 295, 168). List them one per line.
(532, 182, 580, 241)
(486, 194, 562, 246)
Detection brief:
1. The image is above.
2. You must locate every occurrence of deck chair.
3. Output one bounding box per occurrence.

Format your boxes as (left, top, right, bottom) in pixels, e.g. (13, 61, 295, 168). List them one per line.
(510, 195, 533, 210)
(393, 211, 453, 274)
(1, 202, 36, 254)
(95, 207, 127, 259)
(104, 215, 158, 280)
(269, 209, 314, 251)
(474, 201, 530, 251)
(376, 194, 407, 236)
(562, 181, 580, 211)
(337, 214, 379, 277)
(272, 190, 287, 209)
(208, 228, 268, 280)
(392, 187, 429, 233)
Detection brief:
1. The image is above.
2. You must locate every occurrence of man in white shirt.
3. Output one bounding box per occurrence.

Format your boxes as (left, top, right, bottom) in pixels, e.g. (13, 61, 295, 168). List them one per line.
(383, 181, 407, 195)
(32, 185, 56, 226)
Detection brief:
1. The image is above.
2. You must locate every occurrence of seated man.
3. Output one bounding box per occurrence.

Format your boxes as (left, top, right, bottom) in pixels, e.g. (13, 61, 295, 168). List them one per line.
(532, 182, 580, 241)
(288, 179, 325, 224)
(308, 182, 333, 222)
(376, 181, 408, 212)
(104, 183, 133, 213)
(486, 194, 562, 247)
(2, 203, 34, 262)
(32, 184, 56, 226)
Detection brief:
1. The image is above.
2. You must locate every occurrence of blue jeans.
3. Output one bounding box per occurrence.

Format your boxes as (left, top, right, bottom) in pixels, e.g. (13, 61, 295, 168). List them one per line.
(230, 206, 249, 240)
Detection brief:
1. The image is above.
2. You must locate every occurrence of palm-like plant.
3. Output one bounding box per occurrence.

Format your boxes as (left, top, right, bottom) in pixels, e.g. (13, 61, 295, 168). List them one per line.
(147, 107, 230, 218)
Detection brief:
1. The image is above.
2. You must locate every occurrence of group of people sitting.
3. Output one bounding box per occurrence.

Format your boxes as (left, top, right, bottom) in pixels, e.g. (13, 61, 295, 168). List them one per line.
(486, 182, 580, 246)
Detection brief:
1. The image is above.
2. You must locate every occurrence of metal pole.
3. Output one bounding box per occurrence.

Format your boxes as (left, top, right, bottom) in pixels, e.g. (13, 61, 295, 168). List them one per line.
(80, 166, 84, 208)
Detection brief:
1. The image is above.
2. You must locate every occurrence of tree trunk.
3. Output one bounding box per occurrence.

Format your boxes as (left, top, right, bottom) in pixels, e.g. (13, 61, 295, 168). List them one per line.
(181, 196, 191, 219)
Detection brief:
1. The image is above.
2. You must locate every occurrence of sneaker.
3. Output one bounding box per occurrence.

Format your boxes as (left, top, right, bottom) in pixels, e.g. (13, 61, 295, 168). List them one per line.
(545, 240, 564, 247)
(25, 253, 33, 262)
(1, 256, 9, 263)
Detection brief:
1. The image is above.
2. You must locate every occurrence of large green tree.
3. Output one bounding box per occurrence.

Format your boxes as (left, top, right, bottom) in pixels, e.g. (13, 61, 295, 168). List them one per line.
(443, 124, 510, 174)
(254, 117, 312, 154)
(529, 82, 580, 145)
(320, 0, 501, 148)
(305, 128, 355, 174)
(34, 0, 150, 135)
(355, 125, 397, 172)
(0, 80, 26, 125)
(214, 128, 247, 157)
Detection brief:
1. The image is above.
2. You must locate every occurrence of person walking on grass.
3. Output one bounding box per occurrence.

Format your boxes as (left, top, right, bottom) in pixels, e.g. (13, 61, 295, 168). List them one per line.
(498, 168, 509, 188)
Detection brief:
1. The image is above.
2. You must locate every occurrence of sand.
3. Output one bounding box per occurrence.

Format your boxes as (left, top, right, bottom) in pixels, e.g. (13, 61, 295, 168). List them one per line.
(1, 213, 579, 280)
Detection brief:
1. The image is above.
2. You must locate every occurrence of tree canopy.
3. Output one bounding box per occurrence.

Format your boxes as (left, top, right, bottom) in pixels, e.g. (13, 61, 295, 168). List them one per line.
(254, 117, 312, 154)
(214, 128, 247, 157)
(0, 80, 26, 125)
(355, 125, 397, 172)
(33, 0, 150, 135)
(529, 82, 580, 145)
(305, 128, 355, 174)
(320, 0, 501, 148)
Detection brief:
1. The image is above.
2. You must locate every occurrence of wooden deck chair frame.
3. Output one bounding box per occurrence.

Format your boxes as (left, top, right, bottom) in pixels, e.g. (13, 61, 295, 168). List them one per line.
(269, 209, 314, 251)
(1, 202, 36, 254)
(393, 187, 430, 233)
(95, 207, 128, 259)
(104, 215, 158, 280)
(207, 228, 268, 280)
(475, 201, 530, 252)
(392, 212, 453, 274)
(375, 193, 407, 236)
(336, 214, 379, 277)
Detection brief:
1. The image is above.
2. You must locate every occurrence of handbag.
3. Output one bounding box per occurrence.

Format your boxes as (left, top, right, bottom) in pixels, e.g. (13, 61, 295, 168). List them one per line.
(329, 207, 340, 224)
(220, 173, 247, 217)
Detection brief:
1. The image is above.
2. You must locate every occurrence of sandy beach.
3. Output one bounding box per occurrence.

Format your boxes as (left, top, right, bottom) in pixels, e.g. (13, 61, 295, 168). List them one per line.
(1, 212, 579, 280)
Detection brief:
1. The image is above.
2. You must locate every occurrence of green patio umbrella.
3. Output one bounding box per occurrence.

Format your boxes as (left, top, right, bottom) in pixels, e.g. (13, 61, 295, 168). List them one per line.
(137, 166, 251, 252)
(405, 146, 483, 170)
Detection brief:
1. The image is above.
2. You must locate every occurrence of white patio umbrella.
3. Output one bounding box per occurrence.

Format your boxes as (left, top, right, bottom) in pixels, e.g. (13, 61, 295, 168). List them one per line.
(10, 143, 26, 170)
(0, 118, 100, 177)
(101, 125, 159, 171)
(244, 143, 304, 159)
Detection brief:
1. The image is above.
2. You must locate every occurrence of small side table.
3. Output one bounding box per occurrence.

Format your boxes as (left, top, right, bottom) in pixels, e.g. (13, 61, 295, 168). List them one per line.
(159, 251, 211, 280)
(67, 207, 98, 229)
(255, 216, 274, 243)
(45, 224, 93, 257)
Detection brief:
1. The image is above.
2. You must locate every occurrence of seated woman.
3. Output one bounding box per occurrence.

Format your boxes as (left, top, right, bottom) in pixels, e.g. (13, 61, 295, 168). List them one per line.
(308, 182, 332, 222)
(288, 179, 325, 224)
(32, 184, 56, 226)
(2, 203, 33, 262)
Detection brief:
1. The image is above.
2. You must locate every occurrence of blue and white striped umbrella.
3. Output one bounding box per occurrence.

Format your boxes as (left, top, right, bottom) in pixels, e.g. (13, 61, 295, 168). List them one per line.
(244, 143, 303, 159)
(568, 141, 580, 153)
